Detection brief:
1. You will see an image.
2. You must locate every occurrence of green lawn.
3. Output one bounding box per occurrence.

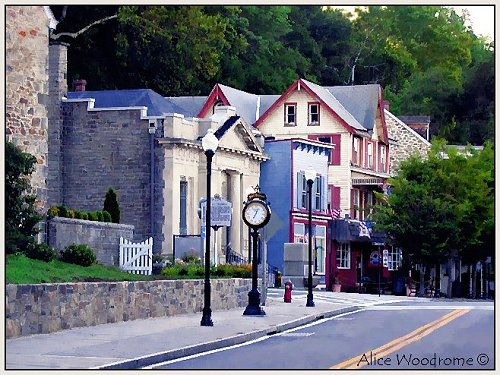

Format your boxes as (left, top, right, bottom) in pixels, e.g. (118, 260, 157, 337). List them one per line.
(6, 254, 152, 284)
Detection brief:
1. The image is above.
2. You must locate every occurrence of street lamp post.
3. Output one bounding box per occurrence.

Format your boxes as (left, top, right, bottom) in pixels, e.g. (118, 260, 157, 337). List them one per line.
(201, 129, 219, 327)
(305, 167, 316, 307)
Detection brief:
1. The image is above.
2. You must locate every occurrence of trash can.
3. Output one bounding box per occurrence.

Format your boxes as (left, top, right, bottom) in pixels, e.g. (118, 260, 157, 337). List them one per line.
(274, 272, 282, 288)
(392, 275, 405, 296)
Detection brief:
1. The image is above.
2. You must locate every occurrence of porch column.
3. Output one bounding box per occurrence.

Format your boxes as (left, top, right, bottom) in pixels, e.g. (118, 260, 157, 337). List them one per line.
(229, 172, 242, 257)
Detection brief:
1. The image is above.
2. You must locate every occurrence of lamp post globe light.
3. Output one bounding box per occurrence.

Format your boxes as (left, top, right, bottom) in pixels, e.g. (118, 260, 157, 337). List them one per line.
(201, 129, 219, 327)
(304, 167, 316, 307)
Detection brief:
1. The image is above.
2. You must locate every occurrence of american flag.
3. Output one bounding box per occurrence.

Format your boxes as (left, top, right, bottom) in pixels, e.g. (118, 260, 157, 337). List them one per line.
(330, 208, 341, 220)
(359, 220, 371, 238)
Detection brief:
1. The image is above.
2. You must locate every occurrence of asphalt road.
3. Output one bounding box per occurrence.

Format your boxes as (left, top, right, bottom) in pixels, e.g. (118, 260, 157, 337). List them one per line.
(148, 300, 494, 370)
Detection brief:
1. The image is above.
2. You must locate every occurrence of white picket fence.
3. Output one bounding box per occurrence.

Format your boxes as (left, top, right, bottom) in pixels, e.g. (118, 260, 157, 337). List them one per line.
(119, 237, 153, 275)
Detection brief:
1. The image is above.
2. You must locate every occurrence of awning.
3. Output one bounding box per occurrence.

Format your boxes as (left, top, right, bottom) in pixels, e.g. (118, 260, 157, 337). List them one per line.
(331, 218, 387, 244)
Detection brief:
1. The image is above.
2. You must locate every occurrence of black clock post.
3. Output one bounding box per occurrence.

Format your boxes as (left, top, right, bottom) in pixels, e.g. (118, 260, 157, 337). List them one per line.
(242, 187, 271, 316)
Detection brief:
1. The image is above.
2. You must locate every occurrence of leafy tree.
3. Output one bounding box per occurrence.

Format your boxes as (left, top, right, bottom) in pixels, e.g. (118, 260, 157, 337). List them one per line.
(372, 140, 494, 296)
(103, 188, 120, 224)
(6, 141, 43, 254)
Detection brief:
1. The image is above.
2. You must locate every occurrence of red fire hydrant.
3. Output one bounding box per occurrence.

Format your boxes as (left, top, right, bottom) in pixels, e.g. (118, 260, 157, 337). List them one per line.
(284, 280, 293, 303)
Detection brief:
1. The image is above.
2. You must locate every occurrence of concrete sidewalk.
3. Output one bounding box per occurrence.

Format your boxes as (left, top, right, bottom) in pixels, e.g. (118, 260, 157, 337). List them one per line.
(6, 292, 360, 370)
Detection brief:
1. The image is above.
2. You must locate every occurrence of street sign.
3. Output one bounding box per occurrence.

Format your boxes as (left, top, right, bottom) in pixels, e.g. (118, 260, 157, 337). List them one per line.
(382, 249, 389, 268)
(200, 195, 232, 227)
(201, 225, 206, 239)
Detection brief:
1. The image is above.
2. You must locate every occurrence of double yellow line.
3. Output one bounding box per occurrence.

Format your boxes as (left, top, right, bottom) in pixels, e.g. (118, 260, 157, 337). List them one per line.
(330, 308, 471, 369)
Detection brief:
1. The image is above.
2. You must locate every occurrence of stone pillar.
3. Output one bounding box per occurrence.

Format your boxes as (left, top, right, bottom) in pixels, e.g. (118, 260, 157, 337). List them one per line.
(6, 6, 50, 211)
(47, 42, 68, 207)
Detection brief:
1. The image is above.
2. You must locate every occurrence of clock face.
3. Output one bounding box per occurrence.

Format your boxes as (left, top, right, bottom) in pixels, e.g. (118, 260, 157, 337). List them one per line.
(243, 200, 269, 228)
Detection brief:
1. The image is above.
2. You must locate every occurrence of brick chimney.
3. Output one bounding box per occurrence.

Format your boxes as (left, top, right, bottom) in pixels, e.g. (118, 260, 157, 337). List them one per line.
(72, 79, 87, 92)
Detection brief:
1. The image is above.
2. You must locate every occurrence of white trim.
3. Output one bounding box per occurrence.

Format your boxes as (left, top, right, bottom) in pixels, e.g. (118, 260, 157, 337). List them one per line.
(350, 166, 390, 179)
(44, 6, 59, 30)
(384, 109, 431, 146)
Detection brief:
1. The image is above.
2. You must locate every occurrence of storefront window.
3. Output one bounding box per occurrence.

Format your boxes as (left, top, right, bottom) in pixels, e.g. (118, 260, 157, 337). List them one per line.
(337, 242, 351, 269)
(294, 222, 305, 243)
(388, 247, 402, 270)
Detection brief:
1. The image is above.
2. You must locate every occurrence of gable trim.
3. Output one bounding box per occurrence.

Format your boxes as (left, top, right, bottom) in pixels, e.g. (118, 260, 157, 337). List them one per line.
(197, 84, 230, 119)
(255, 79, 359, 135)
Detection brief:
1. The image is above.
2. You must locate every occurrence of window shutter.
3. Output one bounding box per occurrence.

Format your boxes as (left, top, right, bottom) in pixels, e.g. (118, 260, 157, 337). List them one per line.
(296, 171, 304, 209)
(332, 186, 341, 210)
(332, 135, 341, 165)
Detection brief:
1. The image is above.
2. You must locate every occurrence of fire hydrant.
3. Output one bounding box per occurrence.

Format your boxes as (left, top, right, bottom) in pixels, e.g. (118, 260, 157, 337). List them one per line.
(284, 280, 293, 303)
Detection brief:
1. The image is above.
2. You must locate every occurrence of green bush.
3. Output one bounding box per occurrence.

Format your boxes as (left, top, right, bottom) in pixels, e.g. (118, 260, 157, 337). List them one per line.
(103, 188, 120, 224)
(66, 209, 75, 219)
(96, 211, 104, 222)
(57, 205, 68, 218)
(102, 210, 112, 222)
(60, 244, 96, 267)
(47, 206, 59, 218)
(26, 242, 57, 262)
(88, 211, 98, 221)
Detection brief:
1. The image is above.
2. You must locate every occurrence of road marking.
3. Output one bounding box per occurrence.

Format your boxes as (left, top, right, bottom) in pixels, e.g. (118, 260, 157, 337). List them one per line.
(281, 332, 315, 337)
(143, 310, 362, 369)
(366, 305, 493, 310)
(330, 309, 471, 369)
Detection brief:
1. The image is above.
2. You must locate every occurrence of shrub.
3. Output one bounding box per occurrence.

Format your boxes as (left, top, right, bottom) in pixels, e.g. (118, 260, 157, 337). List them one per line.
(88, 211, 98, 221)
(26, 242, 57, 262)
(6, 141, 43, 254)
(96, 211, 104, 222)
(66, 209, 75, 219)
(103, 188, 120, 224)
(57, 205, 68, 218)
(60, 244, 96, 267)
(102, 210, 112, 222)
(80, 212, 89, 220)
(47, 206, 59, 218)
(182, 252, 201, 264)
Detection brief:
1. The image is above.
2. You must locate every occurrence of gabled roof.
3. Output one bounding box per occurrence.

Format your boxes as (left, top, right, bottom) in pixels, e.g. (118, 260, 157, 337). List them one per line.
(67, 89, 187, 117)
(197, 83, 280, 126)
(166, 96, 207, 118)
(254, 78, 366, 133)
(325, 84, 380, 131)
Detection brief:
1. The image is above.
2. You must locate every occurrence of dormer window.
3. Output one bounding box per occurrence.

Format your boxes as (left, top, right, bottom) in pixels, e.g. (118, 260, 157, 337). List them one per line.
(284, 103, 297, 126)
(308, 103, 320, 125)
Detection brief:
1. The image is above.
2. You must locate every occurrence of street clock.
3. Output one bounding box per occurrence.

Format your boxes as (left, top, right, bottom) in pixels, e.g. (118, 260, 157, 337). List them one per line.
(242, 189, 271, 229)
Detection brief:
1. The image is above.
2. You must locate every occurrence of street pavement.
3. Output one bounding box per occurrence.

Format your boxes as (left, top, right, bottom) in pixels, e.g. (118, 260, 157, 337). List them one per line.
(5, 289, 414, 370)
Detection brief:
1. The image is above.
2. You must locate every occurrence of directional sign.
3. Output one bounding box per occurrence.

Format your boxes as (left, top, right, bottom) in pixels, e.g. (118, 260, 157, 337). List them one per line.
(200, 196, 232, 227)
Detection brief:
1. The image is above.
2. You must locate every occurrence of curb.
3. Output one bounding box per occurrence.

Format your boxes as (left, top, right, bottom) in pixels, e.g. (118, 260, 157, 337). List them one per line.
(93, 306, 360, 370)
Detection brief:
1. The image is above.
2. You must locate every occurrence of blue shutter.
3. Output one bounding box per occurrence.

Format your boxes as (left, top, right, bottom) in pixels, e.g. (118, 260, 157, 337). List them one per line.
(296, 171, 304, 209)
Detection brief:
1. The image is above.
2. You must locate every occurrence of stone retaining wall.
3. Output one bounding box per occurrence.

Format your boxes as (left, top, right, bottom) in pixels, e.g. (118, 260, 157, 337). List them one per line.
(47, 217, 135, 266)
(6, 278, 252, 338)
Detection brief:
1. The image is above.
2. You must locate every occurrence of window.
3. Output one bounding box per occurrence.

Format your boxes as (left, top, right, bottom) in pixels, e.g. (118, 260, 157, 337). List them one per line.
(294, 222, 305, 243)
(315, 177, 322, 211)
(387, 247, 403, 271)
(308, 103, 320, 125)
(380, 145, 386, 172)
(309, 134, 341, 165)
(367, 142, 373, 168)
(315, 226, 326, 273)
(337, 242, 351, 269)
(285, 103, 297, 125)
(179, 180, 188, 235)
(365, 191, 374, 219)
(352, 189, 360, 219)
(212, 100, 224, 114)
(352, 137, 361, 165)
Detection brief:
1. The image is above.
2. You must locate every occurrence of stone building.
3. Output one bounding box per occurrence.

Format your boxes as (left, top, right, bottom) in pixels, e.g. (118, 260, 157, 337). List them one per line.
(5, 6, 57, 211)
(384, 109, 431, 175)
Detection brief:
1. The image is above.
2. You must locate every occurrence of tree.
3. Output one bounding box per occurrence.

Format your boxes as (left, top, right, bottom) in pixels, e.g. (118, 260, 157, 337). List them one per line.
(371, 140, 494, 296)
(6, 141, 43, 254)
(103, 188, 120, 224)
